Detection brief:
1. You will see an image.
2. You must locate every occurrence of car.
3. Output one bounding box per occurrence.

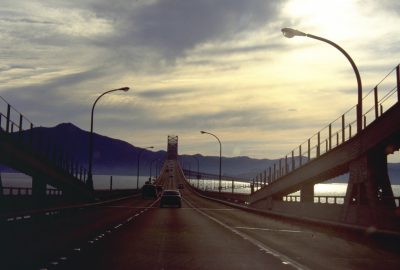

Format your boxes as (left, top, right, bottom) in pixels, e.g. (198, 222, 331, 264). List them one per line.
(156, 185, 163, 194)
(160, 190, 182, 208)
(141, 184, 158, 199)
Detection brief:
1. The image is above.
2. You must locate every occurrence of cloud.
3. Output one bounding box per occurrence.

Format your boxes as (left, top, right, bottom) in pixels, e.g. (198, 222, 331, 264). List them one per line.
(90, 0, 284, 62)
(0, 0, 400, 161)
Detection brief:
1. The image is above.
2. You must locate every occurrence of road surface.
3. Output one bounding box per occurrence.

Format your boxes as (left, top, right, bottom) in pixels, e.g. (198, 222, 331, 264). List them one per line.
(1, 175, 400, 269)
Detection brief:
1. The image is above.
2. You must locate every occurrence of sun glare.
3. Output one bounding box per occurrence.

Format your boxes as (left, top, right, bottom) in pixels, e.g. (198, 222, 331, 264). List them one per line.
(283, 0, 357, 38)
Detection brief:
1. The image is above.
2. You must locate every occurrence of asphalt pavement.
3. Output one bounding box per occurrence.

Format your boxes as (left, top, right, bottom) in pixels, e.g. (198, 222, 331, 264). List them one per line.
(2, 176, 400, 269)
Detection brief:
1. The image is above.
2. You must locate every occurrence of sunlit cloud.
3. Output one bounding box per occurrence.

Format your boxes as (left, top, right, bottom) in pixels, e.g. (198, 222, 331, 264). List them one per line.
(0, 0, 399, 160)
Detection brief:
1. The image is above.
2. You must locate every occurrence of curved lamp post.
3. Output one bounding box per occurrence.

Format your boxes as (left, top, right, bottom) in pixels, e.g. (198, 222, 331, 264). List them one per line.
(87, 87, 129, 190)
(136, 146, 154, 189)
(281, 27, 362, 133)
(149, 158, 160, 181)
(200, 131, 222, 193)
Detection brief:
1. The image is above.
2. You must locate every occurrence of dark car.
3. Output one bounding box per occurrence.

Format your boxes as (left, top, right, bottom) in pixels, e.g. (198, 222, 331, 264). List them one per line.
(160, 190, 182, 208)
(142, 184, 158, 199)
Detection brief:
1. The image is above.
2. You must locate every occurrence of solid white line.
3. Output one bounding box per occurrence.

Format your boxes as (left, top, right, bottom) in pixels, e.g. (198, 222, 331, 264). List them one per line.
(235, 227, 303, 233)
(114, 224, 123, 229)
(183, 197, 310, 270)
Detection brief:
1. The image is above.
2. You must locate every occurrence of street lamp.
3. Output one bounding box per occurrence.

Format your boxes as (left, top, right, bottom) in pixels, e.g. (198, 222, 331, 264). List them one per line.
(136, 146, 154, 189)
(200, 130, 222, 192)
(87, 87, 129, 190)
(281, 27, 363, 133)
(149, 158, 160, 181)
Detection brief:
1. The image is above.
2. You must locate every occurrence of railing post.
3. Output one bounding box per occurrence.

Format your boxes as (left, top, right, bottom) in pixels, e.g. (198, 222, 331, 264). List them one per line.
(341, 115, 345, 143)
(279, 159, 282, 177)
(397, 65, 400, 102)
(6, 104, 10, 133)
(328, 124, 332, 150)
(299, 145, 302, 166)
(263, 170, 267, 186)
(291, 150, 295, 170)
(336, 132, 339, 147)
(268, 167, 272, 184)
(285, 155, 288, 174)
(29, 123, 33, 146)
(273, 164, 276, 181)
(19, 114, 23, 132)
(374, 86, 379, 119)
(307, 139, 311, 161)
(325, 139, 328, 152)
(317, 132, 320, 157)
(349, 124, 352, 138)
(363, 115, 367, 129)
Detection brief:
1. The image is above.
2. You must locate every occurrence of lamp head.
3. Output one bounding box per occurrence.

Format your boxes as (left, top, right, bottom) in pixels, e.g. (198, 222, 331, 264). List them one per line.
(119, 87, 130, 92)
(148, 146, 154, 149)
(200, 131, 206, 134)
(281, 28, 306, 38)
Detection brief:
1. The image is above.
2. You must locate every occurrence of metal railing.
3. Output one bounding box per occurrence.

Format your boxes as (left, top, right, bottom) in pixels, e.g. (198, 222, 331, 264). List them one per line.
(254, 64, 400, 187)
(0, 96, 88, 184)
(1, 187, 62, 196)
(283, 195, 346, 205)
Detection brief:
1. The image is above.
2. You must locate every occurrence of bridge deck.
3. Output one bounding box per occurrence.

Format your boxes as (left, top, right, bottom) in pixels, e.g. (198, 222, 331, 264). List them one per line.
(2, 160, 400, 269)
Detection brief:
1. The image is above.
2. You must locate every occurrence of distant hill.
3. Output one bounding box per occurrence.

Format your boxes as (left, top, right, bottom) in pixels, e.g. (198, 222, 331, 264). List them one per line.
(2, 123, 399, 184)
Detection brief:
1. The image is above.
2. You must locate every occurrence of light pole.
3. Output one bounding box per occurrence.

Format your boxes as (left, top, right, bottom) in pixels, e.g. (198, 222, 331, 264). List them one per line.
(190, 155, 200, 188)
(136, 146, 154, 189)
(200, 131, 222, 192)
(87, 87, 129, 190)
(149, 158, 160, 181)
(281, 27, 363, 133)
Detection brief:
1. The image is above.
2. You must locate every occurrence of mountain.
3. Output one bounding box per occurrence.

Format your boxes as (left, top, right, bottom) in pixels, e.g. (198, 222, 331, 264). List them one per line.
(2, 122, 400, 184)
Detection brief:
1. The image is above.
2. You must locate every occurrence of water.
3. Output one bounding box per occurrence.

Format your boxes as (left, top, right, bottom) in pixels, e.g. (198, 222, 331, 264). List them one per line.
(0, 173, 152, 190)
(186, 178, 400, 198)
(1, 173, 399, 198)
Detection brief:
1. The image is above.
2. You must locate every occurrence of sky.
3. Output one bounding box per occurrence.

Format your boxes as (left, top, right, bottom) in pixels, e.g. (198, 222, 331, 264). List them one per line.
(1, 0, 400, 160)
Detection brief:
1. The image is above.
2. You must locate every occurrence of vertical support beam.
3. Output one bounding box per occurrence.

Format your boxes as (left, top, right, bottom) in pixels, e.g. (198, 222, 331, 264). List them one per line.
(374, 86, 379, 119)
(6, 104, 10, 133)
(301, 183, 314, 203)
(110, 176, 113, 191)
(307, 139, 311, 161)
(317, 132, 320, 157)
(341, 148, 396, 227)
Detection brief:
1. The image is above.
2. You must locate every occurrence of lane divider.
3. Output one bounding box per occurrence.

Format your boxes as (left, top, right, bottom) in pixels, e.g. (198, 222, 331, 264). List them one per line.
(183, 197, 310, 270)
(38, 198, 160, 270)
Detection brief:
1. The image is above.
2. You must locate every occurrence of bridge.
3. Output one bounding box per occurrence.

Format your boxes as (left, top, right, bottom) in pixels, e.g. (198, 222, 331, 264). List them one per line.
(0, 65, 400, 269)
